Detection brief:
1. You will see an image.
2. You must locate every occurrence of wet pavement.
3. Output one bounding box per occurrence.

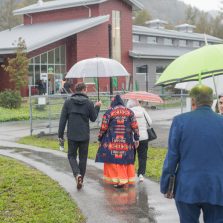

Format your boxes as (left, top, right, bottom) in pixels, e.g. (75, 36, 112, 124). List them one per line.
(0, 108, 181, 223)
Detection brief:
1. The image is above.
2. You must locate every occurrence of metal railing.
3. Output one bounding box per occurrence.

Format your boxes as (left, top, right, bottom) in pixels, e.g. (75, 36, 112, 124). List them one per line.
(28, 90, 189, 136)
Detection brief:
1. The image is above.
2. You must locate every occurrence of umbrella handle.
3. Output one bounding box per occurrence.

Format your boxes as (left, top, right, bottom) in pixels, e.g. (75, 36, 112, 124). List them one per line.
(97, 77, 100, 101)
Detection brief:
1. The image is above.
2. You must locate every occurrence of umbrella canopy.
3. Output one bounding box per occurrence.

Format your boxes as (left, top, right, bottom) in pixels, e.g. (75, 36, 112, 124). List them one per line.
(156, 44, 223, 86)
(66, 57, 129, 78)
(121, 91, 164, 104)
(175, 75, 223, 94)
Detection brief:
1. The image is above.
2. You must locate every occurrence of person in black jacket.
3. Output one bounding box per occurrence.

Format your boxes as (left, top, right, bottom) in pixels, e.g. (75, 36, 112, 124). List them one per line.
(58, 82, 101, 189)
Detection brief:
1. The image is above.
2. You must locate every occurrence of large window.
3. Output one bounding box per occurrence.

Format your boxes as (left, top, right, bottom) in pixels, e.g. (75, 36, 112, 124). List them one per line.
(29, 45, 66, 94)
(179, 39, 187, 47)
(136, 65, 148, 74)
(133, 34, 140, 42)
(164, 38, 173, 46)
(193, 41, 200, 48)
(112, 10, 121, 62)
(156, 66, 166, 81)
(147, 36, 157, 44)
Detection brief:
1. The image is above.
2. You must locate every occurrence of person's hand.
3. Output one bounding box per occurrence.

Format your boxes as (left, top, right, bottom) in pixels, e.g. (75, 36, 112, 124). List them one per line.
(164, 193, 174, 199)
(134, 141, 139, 148)
(95, 100, 102, 107)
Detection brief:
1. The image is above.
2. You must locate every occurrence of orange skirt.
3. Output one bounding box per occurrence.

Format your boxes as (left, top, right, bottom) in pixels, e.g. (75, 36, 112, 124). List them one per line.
(103, 163, 135, 185)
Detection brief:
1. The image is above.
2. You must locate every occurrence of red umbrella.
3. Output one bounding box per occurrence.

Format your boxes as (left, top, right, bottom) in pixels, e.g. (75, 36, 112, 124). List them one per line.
(121, 91, 164, 104)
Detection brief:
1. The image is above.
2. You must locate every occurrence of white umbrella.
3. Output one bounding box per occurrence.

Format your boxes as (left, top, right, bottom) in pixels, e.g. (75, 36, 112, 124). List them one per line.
(175, 75, 223, 95)
(66, 57, 129, 99)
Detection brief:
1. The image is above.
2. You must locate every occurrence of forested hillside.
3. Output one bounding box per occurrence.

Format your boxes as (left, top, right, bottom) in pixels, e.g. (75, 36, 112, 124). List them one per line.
(136, 0, 223, 39)
(137, 0, 187, 24)
(0, 0, 223, 39)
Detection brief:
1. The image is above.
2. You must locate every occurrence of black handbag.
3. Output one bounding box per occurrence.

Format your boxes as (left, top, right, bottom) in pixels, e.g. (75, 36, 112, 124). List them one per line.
(144, 114, 157, 141)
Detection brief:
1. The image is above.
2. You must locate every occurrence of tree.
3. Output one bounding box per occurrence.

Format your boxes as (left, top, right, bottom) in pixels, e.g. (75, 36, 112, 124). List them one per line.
(195, 12, 211, 34)
(0, 0, 47, 31)
(1, 37, 29, 92)
(0, 0, 20, 30)
(210, 14, 223, 39)
(133, 9, 151, 25)
(185, 5, 198, 25)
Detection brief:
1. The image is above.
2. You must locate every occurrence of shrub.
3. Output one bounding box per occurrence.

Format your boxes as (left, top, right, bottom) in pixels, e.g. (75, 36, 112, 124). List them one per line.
(0, 89, 22, 109)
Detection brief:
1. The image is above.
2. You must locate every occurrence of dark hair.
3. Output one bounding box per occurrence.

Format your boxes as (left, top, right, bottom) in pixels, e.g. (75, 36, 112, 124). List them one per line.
(75, 82, 86, 92)
(111, 95, 125, 107)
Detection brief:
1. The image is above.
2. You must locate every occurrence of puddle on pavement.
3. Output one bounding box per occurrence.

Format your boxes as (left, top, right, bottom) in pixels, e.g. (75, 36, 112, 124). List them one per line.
(1, 147, 158, 222)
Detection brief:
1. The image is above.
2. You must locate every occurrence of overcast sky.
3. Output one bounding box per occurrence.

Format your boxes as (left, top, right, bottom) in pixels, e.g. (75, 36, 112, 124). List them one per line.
(180, 0, 221, 11)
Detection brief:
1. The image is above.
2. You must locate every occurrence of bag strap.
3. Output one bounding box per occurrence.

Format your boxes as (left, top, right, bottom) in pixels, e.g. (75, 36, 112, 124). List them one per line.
(144, 113, 151, 127)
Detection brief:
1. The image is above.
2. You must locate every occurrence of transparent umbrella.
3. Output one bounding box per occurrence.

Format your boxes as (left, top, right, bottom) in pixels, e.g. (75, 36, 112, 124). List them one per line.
(66, 57, 129, 99)
(175, 75, 223, 95)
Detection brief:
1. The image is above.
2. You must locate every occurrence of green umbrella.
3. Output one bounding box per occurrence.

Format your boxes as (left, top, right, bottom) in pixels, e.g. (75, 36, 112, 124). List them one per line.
(156, 44, 223, 86)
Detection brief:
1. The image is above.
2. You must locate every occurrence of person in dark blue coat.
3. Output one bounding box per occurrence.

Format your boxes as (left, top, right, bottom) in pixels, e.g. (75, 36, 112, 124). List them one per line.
(160, 84, 223, 223)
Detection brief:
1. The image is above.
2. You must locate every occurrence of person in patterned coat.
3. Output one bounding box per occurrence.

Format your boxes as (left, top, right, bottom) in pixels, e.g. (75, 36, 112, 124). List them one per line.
(96, 95, 139, 188)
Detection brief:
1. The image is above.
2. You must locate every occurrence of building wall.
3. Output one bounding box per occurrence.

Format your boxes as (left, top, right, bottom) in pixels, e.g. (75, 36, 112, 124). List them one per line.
(24, 5, 100, 24)
(100, 0, 133, 90)
(0, 57, 13, 91)
(133, 58, 172, 93)
(0, 0, 133, 95)
(76, 22, 110, 91)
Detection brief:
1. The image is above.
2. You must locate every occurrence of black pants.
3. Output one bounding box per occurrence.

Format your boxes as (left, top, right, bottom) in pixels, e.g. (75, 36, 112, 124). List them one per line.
(137, 139, 149, 176)
(67, 139, 89, 178)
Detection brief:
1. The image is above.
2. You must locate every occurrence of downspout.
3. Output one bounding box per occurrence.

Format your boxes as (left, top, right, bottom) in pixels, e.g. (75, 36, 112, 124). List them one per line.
(83, 5, 91, 17)
(26, 14, 33, 24)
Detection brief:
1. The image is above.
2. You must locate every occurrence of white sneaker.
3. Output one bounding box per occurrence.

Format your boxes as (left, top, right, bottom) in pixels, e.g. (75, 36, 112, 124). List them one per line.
(139, 174, 144, 182)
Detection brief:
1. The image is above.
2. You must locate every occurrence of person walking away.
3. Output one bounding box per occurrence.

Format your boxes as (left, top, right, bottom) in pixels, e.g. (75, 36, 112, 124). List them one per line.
(58, 82, 101, 189)
(127, 99, 152, 182)
(63, 78, 72, 94)
(160, 84, 223, 223)
(96, 95, 139, 188)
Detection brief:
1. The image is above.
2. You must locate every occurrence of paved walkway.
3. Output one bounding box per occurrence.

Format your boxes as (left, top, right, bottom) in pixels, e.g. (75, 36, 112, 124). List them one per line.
(0, 108, 181, 223)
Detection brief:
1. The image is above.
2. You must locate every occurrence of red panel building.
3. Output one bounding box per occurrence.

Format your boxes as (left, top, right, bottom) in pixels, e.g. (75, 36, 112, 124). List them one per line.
(0, 0, 143, 96)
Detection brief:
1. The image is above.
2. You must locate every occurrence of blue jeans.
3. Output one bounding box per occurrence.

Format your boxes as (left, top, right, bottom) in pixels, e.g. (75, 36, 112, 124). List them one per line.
(175, 201, 223, 223)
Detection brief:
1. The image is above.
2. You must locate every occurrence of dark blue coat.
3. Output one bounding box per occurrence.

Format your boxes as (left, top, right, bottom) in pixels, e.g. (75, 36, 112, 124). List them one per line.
(160, 106, 223, 205)
(95, 105, 139, 164)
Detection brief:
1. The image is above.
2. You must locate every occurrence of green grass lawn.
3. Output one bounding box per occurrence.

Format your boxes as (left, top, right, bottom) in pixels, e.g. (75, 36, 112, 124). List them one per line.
(0, 96, 111, 122)
(0, 155, 85, 223)
(18, 135, 167, 181)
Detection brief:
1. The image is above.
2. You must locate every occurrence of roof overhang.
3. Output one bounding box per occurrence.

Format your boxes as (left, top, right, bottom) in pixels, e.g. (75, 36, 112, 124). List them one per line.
(0, 15, 109, 55)
(129, 51, 177, 60)
(14, 0, 143, 15)
(123, 0, 144, 10)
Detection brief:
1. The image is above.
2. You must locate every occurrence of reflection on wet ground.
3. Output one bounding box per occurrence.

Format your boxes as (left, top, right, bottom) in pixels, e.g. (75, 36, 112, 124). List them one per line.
(102, 184, 157, 223)
(1, 147, 158, 222)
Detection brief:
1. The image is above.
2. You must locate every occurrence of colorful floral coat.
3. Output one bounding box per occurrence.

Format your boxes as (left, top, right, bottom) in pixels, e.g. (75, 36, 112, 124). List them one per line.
(95, 105, 139, 164)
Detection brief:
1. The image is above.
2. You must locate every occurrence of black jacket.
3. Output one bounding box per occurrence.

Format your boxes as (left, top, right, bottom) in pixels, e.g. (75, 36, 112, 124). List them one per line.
(58, 93, 100, 141)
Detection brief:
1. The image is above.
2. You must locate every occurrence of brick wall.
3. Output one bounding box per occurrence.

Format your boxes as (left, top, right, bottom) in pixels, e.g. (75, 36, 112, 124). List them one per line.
(24, 5, 99, 24)
(1, 1, 133, 96)
(100, 0, 133, 91)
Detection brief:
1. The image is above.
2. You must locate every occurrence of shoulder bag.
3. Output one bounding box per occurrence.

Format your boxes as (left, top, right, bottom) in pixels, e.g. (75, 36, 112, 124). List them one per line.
(144, 114, 157, 141)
